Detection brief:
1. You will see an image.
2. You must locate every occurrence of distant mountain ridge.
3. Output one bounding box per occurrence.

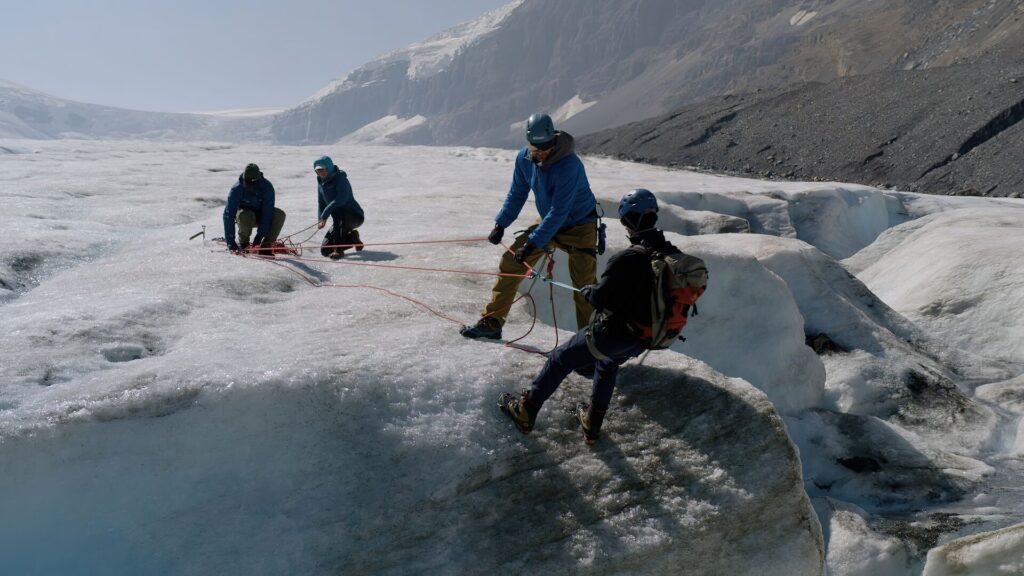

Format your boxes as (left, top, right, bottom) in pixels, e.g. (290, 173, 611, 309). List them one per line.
(4, 0, 1024, 161)
(270, 0, 1024, 147)
(0, 80, 269, 141)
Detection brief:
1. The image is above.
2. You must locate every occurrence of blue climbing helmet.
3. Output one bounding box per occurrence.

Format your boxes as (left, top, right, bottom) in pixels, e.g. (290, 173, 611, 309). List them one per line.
(618, 188, 658, 219)
(526, 113, 556, 147)
(619, 188, 659, 232)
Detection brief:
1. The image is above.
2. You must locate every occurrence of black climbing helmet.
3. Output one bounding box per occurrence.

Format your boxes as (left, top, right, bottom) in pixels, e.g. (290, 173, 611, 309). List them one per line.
(526, 113, 556, 148)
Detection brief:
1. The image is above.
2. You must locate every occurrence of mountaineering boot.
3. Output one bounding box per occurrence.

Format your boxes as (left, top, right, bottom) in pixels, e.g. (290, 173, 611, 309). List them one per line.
(328, 249, 345, 260)
(349, 229, 364, 252)
(255, 241, 276, 258)
(499, 389, 540, 434)
(460, 316, 502, 340)
(576, 403, 607, 445)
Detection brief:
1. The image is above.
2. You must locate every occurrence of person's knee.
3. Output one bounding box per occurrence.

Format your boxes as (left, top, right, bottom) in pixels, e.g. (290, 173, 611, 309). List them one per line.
(497, 252, 527, 274)
(237, 210, 257, 227)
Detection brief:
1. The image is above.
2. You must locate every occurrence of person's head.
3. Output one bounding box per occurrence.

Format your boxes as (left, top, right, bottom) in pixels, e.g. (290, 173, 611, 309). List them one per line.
(313, 155, 335, 178)
(618, 188, 659, 233)
(526, 113, 556, 160)
(243, 163, 262, 186)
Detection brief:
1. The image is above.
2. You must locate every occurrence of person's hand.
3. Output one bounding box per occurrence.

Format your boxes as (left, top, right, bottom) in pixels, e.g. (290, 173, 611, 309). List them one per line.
(580, 283, 597, 303)
(487, 223, 503, 242)
(488, 224, 504, 245)
(514, 242, 537, 263)
(317, 219, 327, 229)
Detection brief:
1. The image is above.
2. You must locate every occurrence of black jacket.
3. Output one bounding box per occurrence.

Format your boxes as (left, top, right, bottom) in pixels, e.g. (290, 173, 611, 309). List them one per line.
(585, 229, 680, 341)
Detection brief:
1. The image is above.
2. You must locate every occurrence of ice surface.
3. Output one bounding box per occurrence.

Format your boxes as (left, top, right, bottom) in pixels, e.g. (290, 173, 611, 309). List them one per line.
(855, 208, 1024, 369)
(922, 522, 1024, 575)
(818, 499, 913, 576)
(2, 140, 1023, 575)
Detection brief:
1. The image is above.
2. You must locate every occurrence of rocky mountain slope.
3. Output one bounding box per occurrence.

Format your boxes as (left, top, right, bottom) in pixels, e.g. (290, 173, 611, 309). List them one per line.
(579, 57, 1024, 196)
(270, 0, 1024, 147)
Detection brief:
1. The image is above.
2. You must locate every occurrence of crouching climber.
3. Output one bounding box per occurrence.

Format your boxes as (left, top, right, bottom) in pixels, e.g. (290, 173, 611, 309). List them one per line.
(223, 163, 286, 257)
(314, 155, 365, 259)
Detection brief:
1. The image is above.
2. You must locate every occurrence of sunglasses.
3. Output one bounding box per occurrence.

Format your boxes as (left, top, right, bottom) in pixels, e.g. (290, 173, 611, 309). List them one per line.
(531, 139, 555, 151)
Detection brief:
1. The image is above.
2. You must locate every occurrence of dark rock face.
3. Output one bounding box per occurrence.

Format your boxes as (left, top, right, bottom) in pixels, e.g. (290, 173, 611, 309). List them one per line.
(270, 0, 1024, 148)
(579, 59, 1024, 196)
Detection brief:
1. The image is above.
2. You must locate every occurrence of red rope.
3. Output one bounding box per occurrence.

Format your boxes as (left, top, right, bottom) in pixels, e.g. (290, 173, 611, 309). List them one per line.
(315, 237, 491, 250)
(229, 231, 562, 357)
(279, 253, 532, 279)
(244, 253, 471, 326)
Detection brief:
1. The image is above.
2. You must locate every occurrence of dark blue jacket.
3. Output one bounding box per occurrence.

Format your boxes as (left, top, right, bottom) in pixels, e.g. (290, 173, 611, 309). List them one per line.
(315, 155, 364, 221)
(494, 132, 597, 248)
(586, 229, 680, 341)
(223, 174, 276, 244)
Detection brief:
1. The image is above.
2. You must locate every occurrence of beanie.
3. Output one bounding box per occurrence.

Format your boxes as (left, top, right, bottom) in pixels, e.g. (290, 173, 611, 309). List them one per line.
(243, 163, 262, 182)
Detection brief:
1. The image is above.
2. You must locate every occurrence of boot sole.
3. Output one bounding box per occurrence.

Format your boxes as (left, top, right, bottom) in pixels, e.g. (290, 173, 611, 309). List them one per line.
(498, 393, 532, 434)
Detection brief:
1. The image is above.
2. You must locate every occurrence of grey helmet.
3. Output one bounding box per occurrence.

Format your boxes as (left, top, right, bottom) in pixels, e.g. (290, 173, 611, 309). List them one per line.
(526, 113, 556, 146)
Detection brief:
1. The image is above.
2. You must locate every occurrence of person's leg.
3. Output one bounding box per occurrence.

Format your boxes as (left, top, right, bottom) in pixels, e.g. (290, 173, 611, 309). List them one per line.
(554, 223, 599, 329)
(327, 209, 347, 258)
(480, 230, 546, 325)
(329, 209, 364, 251)
(501, 329, 594, 433)
(260, 208, 286, 247)
(330, 210, 344, 249)
(235, 209, 258, 247)
(529, 330, 596, 405)
(581, 331, 647, 443)
(590, 359, 621, 414)
(343, 212, 365, 250)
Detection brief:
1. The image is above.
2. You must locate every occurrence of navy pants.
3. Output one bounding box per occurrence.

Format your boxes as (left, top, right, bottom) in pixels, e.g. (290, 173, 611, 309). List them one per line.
(530, 325, 647, 413)
(330, 208, 364, 246)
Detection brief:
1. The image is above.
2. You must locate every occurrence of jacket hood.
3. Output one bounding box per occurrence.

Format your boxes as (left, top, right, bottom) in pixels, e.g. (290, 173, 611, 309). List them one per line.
(313, 155, 336, 173)
(630, 228, 672, 250)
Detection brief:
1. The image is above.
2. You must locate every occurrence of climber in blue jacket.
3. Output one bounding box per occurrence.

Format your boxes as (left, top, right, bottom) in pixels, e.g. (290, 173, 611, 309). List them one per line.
(314, 155, 365, 259)
(223, 163, 286, 257)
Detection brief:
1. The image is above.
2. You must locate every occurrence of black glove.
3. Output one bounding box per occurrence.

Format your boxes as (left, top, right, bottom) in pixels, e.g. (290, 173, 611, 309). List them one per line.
(514, 242, 537, 263)
(488, 224, 505, 245)
(579, 283, 597, 304)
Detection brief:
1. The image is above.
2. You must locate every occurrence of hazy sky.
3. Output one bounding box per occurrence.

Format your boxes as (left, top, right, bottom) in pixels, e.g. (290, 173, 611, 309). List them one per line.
(1, 0, 512, 113)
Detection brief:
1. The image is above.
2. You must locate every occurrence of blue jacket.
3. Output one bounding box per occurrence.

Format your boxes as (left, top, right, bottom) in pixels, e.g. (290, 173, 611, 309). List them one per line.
(223, 174, 276, 244)
(315, 155, 364, 221)
(494, 133, 597, 248)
